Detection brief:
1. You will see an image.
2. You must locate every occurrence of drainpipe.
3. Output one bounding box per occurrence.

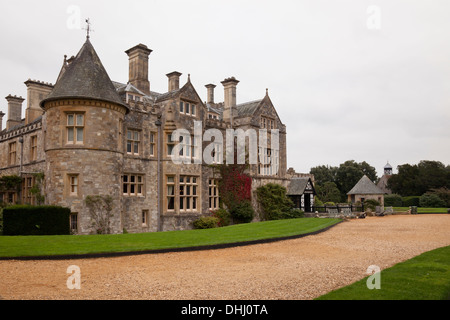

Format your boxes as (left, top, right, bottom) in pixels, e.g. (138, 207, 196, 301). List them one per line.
(18, 135, 24, 203)
(155, 118, 162, 232)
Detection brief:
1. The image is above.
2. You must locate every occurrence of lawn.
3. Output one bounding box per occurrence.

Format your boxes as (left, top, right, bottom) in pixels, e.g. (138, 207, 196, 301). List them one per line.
(0, 218, 340, 259)
(316, 245, 450, 300)
(393, 207, 449, 213)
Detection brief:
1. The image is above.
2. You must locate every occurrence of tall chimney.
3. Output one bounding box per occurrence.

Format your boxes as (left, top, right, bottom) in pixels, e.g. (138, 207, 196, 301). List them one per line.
(205, 84, 216, 104)
(221, 77, 239, 125)
(0, 111, 5, 131)
(125, 44, 152, 95)
(166, 72, 182, 92)
(5, 95, 25, 130)
(24, 79, 53, 124)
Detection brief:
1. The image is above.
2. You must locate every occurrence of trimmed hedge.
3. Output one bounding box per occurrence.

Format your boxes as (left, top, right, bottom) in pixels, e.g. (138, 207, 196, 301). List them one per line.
(402, 196, 420, 207)
(384, 194, 403, 207)
(3, 205, 71, 235)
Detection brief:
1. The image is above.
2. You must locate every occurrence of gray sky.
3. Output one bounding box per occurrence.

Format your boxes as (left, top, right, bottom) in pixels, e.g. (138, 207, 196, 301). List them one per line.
(1, 0, 449, 176)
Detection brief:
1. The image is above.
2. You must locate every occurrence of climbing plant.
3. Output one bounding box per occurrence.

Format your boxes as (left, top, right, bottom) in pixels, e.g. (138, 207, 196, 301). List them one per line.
(84, 195, 114, 234)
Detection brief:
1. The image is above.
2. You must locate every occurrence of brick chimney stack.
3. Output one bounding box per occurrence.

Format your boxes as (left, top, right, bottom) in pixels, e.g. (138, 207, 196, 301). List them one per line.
(5, 95, 25, 130)
(125, 44, 152, 95)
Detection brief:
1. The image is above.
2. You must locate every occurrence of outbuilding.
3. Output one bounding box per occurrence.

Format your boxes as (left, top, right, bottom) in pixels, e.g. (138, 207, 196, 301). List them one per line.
(347, 175, 385, 206)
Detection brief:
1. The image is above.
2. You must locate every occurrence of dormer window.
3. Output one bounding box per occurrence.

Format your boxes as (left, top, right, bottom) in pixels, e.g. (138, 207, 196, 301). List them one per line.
(180, 100, 196, 117)
(127, 94, 141, 103)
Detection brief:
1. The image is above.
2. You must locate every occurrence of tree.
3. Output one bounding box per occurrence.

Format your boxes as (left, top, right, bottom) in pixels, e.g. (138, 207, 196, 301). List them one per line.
(256, 183, 295, 220)
(310, 165, 338, 186)
(315, 181, 341, 204)
(310, 160, 378, 202)
(388, 161, 450, 196)
(335, 160, 378, 200)
(419, 193, 446, 208)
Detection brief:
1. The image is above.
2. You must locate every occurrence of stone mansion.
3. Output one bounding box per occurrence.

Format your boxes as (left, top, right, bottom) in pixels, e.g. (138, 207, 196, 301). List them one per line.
(0, 35, 311, 234)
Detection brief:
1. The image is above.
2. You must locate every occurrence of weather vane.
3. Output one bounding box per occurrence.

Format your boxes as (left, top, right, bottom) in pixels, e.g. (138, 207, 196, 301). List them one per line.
(83, 18, 93, 39)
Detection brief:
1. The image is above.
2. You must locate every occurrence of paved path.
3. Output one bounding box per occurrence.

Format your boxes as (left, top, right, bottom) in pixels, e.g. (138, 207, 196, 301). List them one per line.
(1, 214, 449, 300)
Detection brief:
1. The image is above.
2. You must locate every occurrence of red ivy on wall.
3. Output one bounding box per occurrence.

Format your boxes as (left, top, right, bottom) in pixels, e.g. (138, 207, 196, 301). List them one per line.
(216, 164, 252, 210)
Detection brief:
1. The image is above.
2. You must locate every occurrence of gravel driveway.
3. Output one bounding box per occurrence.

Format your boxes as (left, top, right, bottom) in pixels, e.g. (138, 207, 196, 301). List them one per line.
(1, 214, 449, 300)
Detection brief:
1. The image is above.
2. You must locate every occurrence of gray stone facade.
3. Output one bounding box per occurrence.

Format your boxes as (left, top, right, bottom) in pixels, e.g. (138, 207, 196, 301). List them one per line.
(0, 36, 293, 235)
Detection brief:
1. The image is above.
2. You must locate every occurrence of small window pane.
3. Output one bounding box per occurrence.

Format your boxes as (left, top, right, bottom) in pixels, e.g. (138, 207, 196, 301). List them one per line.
(67, 114, 74, 126)
(67, 128, 74, 142)
(76, 128, 83, 142)
(76, 114, 84, 126)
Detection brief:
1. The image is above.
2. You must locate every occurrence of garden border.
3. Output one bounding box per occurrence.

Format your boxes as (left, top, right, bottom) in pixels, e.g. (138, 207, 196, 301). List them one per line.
(0, 220, 343, 261)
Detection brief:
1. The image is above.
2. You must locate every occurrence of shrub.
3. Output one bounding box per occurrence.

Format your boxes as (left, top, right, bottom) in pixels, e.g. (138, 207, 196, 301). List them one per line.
(419, 193, 446, 208)
(256, 183, 295, 220)
(211, 208, 231, 227)
(3, 205, 71, 235)
(402, 196, 420, 207)
(314, 196, 324, 207)
(193, 216, 219, 229)
(384, 194, 403, 207)
(230, 200, 254, 224)
(364, 199, 380, 211)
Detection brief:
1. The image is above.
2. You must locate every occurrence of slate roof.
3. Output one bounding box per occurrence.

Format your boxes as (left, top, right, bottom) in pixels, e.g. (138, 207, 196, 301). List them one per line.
(41, 38, 128, 110)
(287, 177, 315, 195)
(347, 175, 384, 195)
(236, 100, 262, 118)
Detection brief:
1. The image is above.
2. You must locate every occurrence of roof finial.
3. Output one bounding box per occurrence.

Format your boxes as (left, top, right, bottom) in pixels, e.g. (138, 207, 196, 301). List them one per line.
(84, 18, 92, 39)
(266, 88, 269, 96)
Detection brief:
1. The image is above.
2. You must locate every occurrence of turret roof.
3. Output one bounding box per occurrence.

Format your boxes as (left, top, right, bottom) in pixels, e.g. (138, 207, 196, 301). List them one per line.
(41, 38, 128, 110)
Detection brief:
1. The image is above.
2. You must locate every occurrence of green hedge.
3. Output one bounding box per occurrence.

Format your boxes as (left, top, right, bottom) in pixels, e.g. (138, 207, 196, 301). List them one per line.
(402, 196, 420, 207)
(384, 194, 403, 207)
(3, 205, 71, 235)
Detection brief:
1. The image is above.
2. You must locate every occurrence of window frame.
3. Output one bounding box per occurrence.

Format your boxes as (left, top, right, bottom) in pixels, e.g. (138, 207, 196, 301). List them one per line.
(66, 113, 85, 144)
(30, 135, 38, 161)
(208, 179, 220, 211)
(8, 142, 16, 165)
(179, 100, 197, 117)
(179, 175, 199, 213)
(122, 173, 145, 197)
(67, 174, 79, 197)
(126, 129, 141, 156)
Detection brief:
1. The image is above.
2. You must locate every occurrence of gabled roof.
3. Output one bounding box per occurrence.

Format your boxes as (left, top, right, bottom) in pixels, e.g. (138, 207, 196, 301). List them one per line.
(287, 177, 316, 195)
(41, 38, 128, 110)
(347, 175, 384, 195)
(236, 100, 262, 118)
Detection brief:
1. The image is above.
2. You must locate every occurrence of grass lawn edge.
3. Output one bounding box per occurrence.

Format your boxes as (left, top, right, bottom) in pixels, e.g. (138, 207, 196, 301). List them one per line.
(0, 218, 342, 261)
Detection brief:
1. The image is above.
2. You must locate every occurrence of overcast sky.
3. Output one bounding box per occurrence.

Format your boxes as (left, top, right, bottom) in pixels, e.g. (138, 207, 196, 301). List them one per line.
(1, 0, 449, 176)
